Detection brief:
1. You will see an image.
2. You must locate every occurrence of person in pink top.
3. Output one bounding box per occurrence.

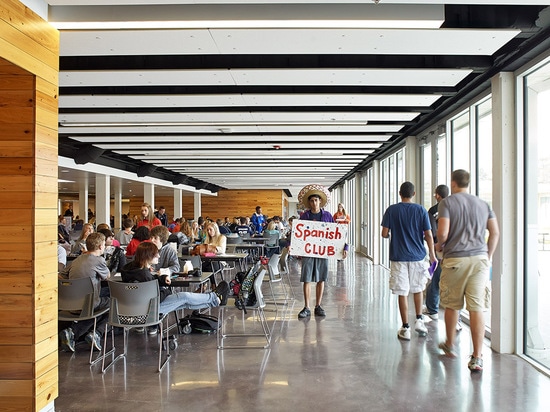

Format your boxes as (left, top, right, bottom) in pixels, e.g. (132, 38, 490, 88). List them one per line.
(333, 203, 351, 224)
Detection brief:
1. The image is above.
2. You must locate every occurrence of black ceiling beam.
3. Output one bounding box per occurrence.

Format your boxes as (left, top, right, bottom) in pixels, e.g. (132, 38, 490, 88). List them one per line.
(59, 85, 457, 95)
(60, 54, 494, 71)
(58, 106, 433, 114)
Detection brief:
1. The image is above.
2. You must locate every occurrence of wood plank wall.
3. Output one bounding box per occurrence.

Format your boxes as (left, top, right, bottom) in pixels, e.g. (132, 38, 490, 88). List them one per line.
(126, 189, 288, 224)
(0, 1, 59, 411)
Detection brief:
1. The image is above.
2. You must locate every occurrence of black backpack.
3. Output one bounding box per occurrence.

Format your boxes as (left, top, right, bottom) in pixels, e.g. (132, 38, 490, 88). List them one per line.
(235, 262, 261, 312)
(179, 310, 219, 334)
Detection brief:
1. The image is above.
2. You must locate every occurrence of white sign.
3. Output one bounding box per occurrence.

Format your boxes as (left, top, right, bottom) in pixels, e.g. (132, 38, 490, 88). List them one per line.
(289, 220, 348, 260)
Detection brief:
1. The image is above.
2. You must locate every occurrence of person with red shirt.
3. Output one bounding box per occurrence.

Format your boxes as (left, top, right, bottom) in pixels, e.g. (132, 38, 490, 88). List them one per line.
(137, 203, 161, 229)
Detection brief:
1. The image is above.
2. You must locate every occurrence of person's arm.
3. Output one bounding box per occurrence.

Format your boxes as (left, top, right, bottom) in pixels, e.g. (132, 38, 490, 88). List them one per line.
(435, 217, 449, 252)
(486, 217, 500, 261)
(424, 230, 437, 264)
(215, 235, 227, 254)
(96, 258, 111, 280)
(381, 227, 390, 239)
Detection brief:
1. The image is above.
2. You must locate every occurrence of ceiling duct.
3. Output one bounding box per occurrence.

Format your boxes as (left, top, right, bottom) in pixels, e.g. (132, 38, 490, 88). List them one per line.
(136, 164, 157, 177)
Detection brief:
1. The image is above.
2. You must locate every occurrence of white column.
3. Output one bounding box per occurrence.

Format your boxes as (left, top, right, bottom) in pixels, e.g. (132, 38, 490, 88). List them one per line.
(113, 179, 123, 230)
(193, 192, 201, 220)
(405, 136, 418, 185)
(95, 174, 110, 227)
(79, 177, 88, 223)
(372, 160, 381, 265)
(491, 71, 516, 354)
(143, 183, 154, 209)
(173, 188, 183, 220)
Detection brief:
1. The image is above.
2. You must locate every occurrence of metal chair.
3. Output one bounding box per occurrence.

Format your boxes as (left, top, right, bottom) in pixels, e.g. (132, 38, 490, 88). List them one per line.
(217, 269, 271, 349)
(278, 247, 295, 299)
(264, 231, 280, 257)
(101, 280, 173, 373)
(264, 253, 289, 307)
(58, 277, 111, 366)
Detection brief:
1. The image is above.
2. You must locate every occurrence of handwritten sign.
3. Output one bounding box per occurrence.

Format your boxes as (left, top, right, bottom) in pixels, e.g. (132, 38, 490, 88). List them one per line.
(289, 220, 348, 259)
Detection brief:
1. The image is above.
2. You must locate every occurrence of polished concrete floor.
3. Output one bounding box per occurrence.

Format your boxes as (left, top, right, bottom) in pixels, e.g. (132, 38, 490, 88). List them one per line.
(56, 253, 550, 412)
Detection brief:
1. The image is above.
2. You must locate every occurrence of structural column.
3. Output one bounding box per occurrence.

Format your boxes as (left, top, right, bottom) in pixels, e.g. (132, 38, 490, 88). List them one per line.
(95, 174, 110, 227)
(491, 71, 516, 353)
(173, 188, 183, 220)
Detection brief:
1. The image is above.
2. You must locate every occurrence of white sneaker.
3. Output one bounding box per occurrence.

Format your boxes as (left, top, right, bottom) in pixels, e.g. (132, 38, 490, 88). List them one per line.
(397, 327, 411, 341)
(456, 322, 463, 332)
(415, 318, 428, 337)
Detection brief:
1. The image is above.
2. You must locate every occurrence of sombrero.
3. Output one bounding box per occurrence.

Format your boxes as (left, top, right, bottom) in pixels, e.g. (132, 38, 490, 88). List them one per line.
(297, 184, 331, 208)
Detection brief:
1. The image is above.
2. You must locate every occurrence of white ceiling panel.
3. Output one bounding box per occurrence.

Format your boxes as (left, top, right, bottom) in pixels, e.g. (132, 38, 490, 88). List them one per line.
(51, 1, 545, 199)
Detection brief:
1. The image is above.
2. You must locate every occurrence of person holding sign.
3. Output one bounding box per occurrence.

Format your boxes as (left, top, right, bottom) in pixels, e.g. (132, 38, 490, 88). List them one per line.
(296, 184, 348, 319)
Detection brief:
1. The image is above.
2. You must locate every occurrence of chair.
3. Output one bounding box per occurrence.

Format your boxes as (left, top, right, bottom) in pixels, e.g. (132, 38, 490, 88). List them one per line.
(278, 247, 295, 299)
(58, 277, 111, 366)
(217, 269, 271, 349)
(101, 280, 174, 373)
(264, 253, 289, 306)
(264, 231, 280, 257)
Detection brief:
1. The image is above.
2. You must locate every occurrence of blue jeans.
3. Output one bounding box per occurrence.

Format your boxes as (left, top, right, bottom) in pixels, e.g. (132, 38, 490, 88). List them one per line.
(160, 291, 219, 315)
(425, 262, 441, 314)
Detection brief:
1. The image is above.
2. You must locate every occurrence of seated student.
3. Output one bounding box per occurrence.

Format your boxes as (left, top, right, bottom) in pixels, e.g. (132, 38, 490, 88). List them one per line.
(97, 223, 121, 247)
(58, 244, 67, 273)
(97, 228, 127, 275)
(279, 216, 295, 249)
(235, 216, 253, 237)
(125, 225, 150, 257)
(217, 219, 231, 235)
(115, 218, 134, 246)
(59, 232, 110, 352)
(70, 223, 94, 256)
(203, 222, 227, 254)
(58, 215, 72, 253)
(150, 225, 180, 275)
(120, 242, 229, 322)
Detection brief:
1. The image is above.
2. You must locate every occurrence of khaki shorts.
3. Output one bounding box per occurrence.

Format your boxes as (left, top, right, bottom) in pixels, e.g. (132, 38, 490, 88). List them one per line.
(439, 255, 490, 312)
(389, 261, 429, 296)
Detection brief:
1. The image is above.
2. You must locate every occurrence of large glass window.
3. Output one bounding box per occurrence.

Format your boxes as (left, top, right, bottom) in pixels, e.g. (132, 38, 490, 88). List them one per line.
(523, 59, 550, 370)
(437, 133, 447, 186)
(451, 111, 471, 173)
(422, 142, 432, 209)
(477, 98, 493, 206)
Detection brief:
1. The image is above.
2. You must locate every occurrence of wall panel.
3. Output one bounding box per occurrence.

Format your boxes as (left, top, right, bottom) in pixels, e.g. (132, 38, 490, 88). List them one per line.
(0, 1, 59, 410)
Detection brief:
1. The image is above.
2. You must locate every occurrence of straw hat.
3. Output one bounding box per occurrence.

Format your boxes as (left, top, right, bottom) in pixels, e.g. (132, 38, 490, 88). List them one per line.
(297, 184, 331, 208)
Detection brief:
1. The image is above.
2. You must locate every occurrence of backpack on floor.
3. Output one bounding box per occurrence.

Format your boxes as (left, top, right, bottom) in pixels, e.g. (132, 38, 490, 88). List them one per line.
(179, 310, 219, 334)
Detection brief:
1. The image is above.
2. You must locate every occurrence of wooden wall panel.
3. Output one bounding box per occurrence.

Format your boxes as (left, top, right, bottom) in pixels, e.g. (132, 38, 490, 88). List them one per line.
(0, 1, 59, 410)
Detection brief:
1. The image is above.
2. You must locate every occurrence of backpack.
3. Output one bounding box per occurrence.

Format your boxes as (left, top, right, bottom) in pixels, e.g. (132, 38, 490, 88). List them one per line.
(235, 263, 261, 312)
(179, 310, 219, 334)
(229, 271, 247, 296)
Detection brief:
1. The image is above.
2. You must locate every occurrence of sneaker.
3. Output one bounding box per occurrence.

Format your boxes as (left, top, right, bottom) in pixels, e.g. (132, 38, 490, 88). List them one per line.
(415, 318, 428, 336)
(134, 327, 145, 334)
(85, 331, 102, 351)
(314, 305, 326, 317)
(298, 307, 311, 319)
(397, 327, 411, 341)
(422, 307, 439, 320)
(456, 321, 463, 332)
(214, 280, 230, 306)
(59, 328, 75, 353)
(439, 342, 457, 358)
(147, 326, 158, 335)
(468, 355, 483, 371)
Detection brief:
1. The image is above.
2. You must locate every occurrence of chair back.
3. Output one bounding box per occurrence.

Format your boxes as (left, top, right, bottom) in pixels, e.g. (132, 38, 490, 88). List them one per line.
(279, 247, 289, 274)
(107, 280, 160, 328)
(267, 253, 281, 281)
(226, 235, 243, 244)
(251, 269, 267, 309)
(265, 231, 279, 247)
(58, 277, 96, 318)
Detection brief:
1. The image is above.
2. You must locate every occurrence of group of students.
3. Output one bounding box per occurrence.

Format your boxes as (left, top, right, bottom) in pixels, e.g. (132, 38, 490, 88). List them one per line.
(58, 206, 230, 353)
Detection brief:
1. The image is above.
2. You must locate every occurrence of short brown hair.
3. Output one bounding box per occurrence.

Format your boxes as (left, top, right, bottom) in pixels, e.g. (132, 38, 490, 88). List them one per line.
(150, 225, 170, 244)
(451, 169, 470, 188)
(134, 242, 159, 268)
(86, 232, 105, 252)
